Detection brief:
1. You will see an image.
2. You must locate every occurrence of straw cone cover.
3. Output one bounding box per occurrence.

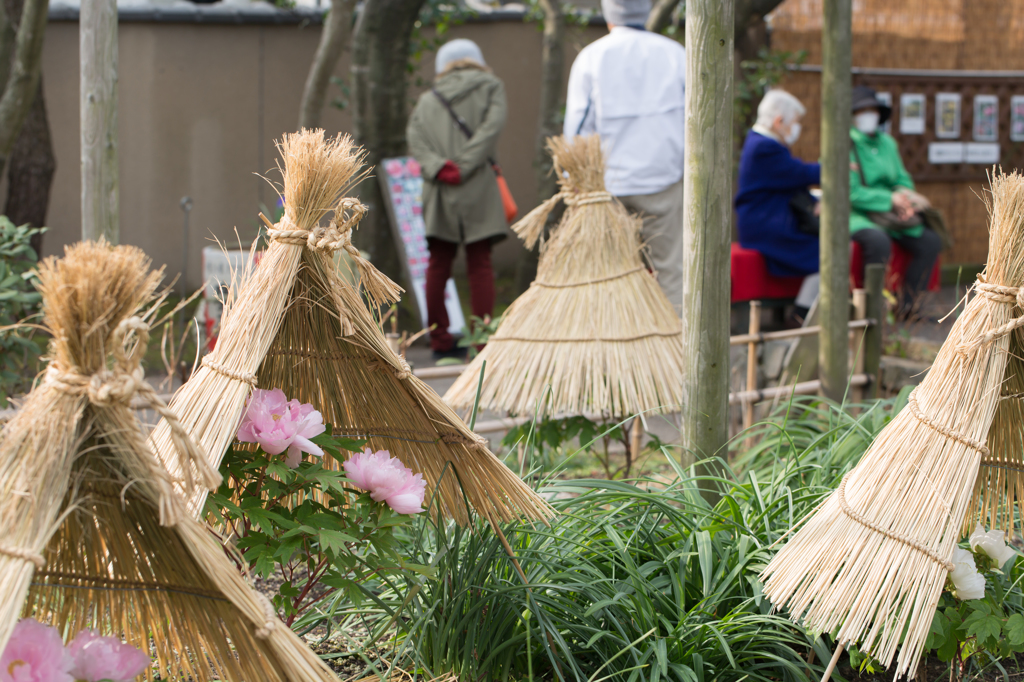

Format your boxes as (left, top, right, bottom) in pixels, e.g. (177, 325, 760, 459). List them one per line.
(760, 172, 1024, 677)
(444, 135, 684, 418)
(0, 240, 341, 681)
(150, 129, 553, 526)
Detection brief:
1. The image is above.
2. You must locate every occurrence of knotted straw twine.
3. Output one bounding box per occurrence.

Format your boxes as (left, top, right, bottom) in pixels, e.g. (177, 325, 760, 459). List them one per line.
(253, 592, 280, 640)
(266, 197, 367, 256)
(957, 278, 1024, 354)
(42, 316, 221, 525)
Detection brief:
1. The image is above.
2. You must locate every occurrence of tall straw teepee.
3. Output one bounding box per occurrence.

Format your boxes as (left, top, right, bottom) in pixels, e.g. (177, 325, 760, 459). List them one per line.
(0, 240, 342, 681)
(151, 129, 552, 526)
(761, 171, 1024, 679)
(444, 135, 683, 418)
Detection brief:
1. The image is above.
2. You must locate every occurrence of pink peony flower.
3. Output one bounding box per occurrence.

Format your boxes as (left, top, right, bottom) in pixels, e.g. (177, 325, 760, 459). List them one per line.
(0, 619, 74, 682)
(237, 388, 326, 468)
(67, 630, 149, 682)
(343, 448, 426, 515)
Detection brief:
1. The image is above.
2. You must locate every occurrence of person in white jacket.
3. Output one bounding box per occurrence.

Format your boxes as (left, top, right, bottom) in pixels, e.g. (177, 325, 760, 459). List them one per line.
(563, 0, 686, 314)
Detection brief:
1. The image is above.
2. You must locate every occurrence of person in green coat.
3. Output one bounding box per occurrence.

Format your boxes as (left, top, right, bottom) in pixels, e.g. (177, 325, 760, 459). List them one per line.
(849, 86, 942, 316)
(407, 39, 509, 358)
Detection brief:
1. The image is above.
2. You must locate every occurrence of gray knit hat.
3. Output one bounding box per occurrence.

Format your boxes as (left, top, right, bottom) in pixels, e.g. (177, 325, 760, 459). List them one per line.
(601, 0, 651, 27)
(435, 39, 485, 75)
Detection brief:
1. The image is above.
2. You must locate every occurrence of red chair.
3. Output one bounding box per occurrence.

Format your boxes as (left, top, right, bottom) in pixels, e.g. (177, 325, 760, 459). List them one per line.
(730, 243, 804, 304)
(731, 242, 941, 305)
(850, 240, 941, 293)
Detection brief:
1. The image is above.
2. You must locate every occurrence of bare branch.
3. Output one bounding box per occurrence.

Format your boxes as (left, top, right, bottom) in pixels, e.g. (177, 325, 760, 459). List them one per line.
(299, 0, 356, 130)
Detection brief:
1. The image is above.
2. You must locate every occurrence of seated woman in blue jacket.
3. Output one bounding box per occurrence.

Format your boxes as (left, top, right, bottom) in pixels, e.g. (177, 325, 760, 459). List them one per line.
(735, 89, 821, 325)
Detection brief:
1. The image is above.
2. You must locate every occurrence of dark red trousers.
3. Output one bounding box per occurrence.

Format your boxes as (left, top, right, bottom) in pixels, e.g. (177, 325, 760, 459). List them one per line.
(426, 237, 495, 351)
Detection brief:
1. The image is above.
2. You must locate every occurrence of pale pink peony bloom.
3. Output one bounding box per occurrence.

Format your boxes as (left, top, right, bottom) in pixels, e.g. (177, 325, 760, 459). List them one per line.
(343, 448, 426, 514)
(67, 630, 150, 682)
(0, 619, 74, 682)
(237, 388, 326, 467)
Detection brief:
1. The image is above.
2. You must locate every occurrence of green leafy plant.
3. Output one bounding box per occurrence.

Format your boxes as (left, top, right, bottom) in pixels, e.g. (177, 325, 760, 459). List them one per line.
(204, 433, 431, 629)
(318, 393, 908, 680)
(0, 218, 46, 407)
(925, 548, 1024, 680)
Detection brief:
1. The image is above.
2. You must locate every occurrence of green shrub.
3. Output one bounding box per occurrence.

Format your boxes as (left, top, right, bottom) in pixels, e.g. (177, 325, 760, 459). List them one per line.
(0, 218, 45, 407)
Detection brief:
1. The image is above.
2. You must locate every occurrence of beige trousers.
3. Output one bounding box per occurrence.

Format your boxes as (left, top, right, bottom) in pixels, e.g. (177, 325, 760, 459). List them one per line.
(616, 178, 684, 315)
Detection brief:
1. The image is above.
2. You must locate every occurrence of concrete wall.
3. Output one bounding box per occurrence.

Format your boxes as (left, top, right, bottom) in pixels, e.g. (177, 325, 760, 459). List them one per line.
(39, 15, 605, 288)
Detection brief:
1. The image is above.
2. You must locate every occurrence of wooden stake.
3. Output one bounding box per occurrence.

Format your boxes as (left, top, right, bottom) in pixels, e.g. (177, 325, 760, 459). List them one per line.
(820, 643, 844, 682)
(864, 263, 885, 398)
(744, 300, 760, 432)
(818, 0, 852, 401)
(680, 0, 734, 471)
(851, 288, 867, 405)
(80, 0, 119, 243)
(629, 416, 643, 463)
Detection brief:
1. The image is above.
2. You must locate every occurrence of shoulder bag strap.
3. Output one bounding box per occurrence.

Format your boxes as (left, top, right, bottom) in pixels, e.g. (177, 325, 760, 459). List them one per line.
(432, 87, 498, 168)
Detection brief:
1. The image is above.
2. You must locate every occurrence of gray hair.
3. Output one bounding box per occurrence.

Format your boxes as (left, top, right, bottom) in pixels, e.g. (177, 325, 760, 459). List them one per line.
(755, 89, 806, 128)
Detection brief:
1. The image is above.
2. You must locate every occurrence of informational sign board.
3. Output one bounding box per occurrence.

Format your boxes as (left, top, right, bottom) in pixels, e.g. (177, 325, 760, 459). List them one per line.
(200, 246, 260, 350)
(378, 156, 465, 334)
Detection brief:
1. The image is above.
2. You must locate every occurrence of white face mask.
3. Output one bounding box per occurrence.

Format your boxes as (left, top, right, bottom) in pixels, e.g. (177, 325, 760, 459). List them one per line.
(854, 111, 880, 134)
(784, 122, 802, 146)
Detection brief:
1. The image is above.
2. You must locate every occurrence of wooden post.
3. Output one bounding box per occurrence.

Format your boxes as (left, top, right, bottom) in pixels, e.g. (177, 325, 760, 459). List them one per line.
(680, 0, 734, 468)
(818, 0, 851, 401)
(744, 300, 760, 431)
(863, 263, 884, 399)
(851, 288, 866, 404)
(80, 0, 118, 243)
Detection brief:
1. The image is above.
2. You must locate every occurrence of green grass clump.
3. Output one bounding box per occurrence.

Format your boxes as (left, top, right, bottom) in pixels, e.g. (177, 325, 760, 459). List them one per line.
(309, 392, 912, 681)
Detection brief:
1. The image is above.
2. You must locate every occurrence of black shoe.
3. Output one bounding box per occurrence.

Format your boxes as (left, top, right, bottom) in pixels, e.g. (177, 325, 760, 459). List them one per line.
(432, 346, 468, 361)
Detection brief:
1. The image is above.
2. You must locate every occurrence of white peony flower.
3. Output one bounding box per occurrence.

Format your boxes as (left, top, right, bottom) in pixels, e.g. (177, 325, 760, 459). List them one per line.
(949, 547, 987, 600)
(969, 523, 1017, 569)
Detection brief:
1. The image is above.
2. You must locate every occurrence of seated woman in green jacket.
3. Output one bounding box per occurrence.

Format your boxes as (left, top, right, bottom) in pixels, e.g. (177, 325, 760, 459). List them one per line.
(850, 86, 942, 317)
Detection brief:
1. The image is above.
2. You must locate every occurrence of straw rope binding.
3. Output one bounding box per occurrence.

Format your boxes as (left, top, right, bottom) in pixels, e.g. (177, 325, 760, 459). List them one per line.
(44, 315, 221, 510)
(907, 389, 991, 456)
(836, 473, 956, 571)
(0, 545, 45, 568)
(957, 278, 1024, 353)
(533, 266, 646, 288)
(201, 355, 258, 386)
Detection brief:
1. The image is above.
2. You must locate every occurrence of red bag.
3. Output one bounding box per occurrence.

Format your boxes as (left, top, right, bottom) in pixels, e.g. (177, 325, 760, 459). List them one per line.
(492, 163, 518, 224)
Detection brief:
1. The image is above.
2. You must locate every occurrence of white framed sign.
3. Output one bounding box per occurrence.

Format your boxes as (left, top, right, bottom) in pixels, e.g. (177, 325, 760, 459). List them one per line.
(935, 93, 962, 139)
(899, 93, 926, 134)
(973, 94, 999, 142)
(1011, 95, 1024, 142)
(928, 142, 964, 164)
(966, 142, 1000, 164)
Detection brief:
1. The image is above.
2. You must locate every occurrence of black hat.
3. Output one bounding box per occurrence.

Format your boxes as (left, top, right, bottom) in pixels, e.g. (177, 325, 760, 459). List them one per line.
(851, 85, 892, 125)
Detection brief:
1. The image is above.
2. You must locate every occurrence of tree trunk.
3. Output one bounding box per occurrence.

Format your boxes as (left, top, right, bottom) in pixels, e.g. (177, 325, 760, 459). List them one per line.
(818, 0, 852, 402)
(645, 0, 678, 33)
(6, 76, 54, 255)
(350, 0, 425, 281)
(680, 0, 734, 467)
(80, 0, 118, 243)
(515, 0, 564, 294)
(298, 0, 355, 130)
(0, 0, 48, 177)
(647, 0, 783, 42)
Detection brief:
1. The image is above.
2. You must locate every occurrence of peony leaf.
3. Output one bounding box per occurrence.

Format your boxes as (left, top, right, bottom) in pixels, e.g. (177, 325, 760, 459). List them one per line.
(1007, 613, 1024, 645)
